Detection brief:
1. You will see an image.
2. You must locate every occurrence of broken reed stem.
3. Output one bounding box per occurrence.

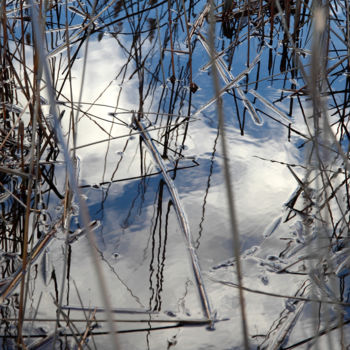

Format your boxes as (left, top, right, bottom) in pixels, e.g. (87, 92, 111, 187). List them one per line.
(208, 1, 249, 349)
(132, 115, 212, 322)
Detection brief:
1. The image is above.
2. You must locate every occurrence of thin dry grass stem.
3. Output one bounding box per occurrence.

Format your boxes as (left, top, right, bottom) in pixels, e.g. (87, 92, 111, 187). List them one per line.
(156, 8, 166, 86)
(166, 0, 176, 82)
(78, 308, 97, 350)
(73, 119, 195, 150)
(63, 304, 157, 314)
(246, 0, 251, 66)
(208, 276, 350, 306)
(208, 2, 249, 348)
(2, 316, 212, 324)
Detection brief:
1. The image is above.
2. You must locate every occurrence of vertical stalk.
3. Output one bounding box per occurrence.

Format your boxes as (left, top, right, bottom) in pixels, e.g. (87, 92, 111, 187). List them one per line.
(17, 27, 41, 350)
(180, 0, 194, 87)
(167, 0, 176, 82)
(208, 1, 250, 349)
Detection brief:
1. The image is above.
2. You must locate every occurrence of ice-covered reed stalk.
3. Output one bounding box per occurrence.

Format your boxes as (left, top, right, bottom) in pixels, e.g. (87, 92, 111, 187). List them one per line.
(308, 2, 339, 348)
(208, 1, 249, 349)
